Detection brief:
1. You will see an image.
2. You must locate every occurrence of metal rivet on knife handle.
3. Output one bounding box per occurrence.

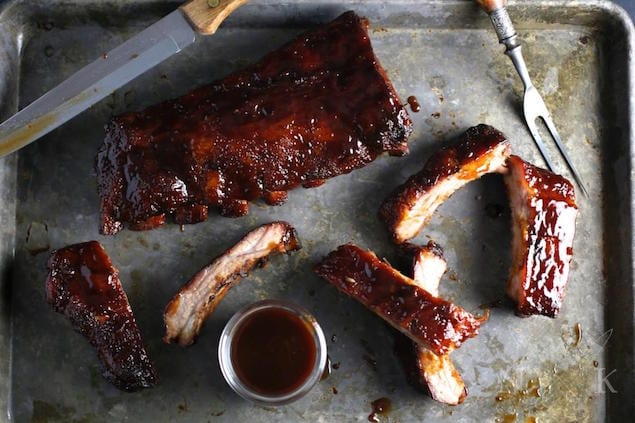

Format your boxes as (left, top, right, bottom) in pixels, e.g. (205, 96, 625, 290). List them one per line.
(181, 0, 248, 35)
(475, 0, 589, 197)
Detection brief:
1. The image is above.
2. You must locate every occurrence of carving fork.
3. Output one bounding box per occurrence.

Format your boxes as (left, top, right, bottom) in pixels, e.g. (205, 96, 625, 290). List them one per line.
(476, 0, 589, 197)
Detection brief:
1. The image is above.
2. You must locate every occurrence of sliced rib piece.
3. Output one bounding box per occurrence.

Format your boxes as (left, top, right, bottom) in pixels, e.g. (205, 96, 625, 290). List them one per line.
(164, 222, 301, 346)
(379, 124, 511, 243)
(97, 11, 412, 235)
(396, 241, 467, 405)
(398, 241, 446, 297)
(504, 155, 578, 317)
(45, 241, 157, 391)
(394, 335, 467, 405)
(314, 244, 486, 355)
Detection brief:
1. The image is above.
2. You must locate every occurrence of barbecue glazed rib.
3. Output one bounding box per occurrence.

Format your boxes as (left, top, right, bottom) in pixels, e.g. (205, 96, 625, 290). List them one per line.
(379, 124, 511, 243)
(396, 241, 467, 405)
(314, 244, 486, 355)
(45, 241, 157, 391)
(504, 155, 578, 317)
(97, 11, 412, 235)
(164, 222, 301, 346)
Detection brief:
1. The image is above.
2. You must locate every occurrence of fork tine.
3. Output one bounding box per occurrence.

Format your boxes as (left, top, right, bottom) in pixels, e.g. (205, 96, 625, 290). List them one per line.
(541, 115, 590, 198)
(525, 118, 557, 173)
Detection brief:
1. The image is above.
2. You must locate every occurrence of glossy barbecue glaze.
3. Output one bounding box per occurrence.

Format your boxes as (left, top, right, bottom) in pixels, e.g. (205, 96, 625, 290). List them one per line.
(314, 244, 486, 355)
(379, 124, 511, 243)
(97, 11, 412, 234)
(504, 155, 578, 317)
(45, 241, 157, 391)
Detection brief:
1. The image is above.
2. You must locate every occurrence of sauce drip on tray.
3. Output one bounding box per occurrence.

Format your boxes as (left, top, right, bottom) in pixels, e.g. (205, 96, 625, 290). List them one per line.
(407, 95, 421, 112)
(368, 397, 392, 422)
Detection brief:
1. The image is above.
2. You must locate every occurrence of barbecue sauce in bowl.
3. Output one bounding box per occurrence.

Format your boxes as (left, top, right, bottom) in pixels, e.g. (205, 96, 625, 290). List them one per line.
(219, 300, 327, 405)
(231, 307, 316, 396)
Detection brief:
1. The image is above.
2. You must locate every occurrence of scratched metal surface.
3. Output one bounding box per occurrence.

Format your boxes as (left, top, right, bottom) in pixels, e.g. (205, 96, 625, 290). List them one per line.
(0, 0, 633, 421)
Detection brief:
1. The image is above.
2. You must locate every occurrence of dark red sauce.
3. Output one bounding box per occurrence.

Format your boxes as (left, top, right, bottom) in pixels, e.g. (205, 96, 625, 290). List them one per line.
(407, 95, 421, 112)
(231, 307, 316, 396)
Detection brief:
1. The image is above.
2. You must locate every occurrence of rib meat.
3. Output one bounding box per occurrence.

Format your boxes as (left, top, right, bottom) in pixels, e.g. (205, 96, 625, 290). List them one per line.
(97, 11, 412, 235)
(45, 241, 157, 391)
(314, 244, 486, 355)
(379, 124, 511, 243)
(164, 221, 301, 346)
(394, 335, 467, 405)
(398, 241, 446, 297)
(504, 155, 578, 317)
(395, 241, 467, 405)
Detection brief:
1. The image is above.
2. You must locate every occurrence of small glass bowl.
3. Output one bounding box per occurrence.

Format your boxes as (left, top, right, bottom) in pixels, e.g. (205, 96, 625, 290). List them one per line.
(218, 299, 327, 406)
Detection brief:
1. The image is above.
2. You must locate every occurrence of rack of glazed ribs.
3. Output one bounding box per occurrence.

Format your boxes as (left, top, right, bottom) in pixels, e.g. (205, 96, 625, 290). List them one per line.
(96, 11, 412, 235)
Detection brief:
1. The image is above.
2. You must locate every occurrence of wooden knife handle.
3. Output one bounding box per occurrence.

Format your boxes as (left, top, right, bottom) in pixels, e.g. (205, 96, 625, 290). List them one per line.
(475, 0, 506, 13)
(180, 0, 249, 35)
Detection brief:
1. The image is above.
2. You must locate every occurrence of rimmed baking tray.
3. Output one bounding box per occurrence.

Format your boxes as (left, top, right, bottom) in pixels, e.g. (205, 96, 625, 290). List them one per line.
(0, 0, 633, 421)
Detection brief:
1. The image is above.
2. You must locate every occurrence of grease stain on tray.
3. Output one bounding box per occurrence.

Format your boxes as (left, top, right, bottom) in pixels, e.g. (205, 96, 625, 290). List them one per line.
(128, 269, 145, 305)
(529, 32, 597, 113)
(31, 399, 93, 423)
(484, 358, 598, 422)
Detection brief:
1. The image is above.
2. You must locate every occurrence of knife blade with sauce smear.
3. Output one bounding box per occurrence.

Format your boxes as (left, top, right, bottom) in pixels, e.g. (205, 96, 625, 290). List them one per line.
(0, 0, 248, 157)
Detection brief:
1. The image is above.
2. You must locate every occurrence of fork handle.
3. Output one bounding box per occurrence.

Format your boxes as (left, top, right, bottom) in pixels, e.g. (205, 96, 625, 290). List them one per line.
(475, 0, 506, 13)
(476, 1, 519, 52)
(477, 1, 530, 90)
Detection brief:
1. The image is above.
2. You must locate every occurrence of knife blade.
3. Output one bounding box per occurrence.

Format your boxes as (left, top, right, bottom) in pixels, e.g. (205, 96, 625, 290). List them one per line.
(0, 0, 247, 157)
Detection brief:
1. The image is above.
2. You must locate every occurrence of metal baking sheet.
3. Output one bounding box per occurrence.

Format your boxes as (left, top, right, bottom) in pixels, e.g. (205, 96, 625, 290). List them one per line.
(0, 0, 633, 421)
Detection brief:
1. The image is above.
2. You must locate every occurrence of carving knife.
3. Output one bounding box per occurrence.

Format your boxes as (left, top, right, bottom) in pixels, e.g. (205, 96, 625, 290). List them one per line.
(0, 0, 248, 157)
